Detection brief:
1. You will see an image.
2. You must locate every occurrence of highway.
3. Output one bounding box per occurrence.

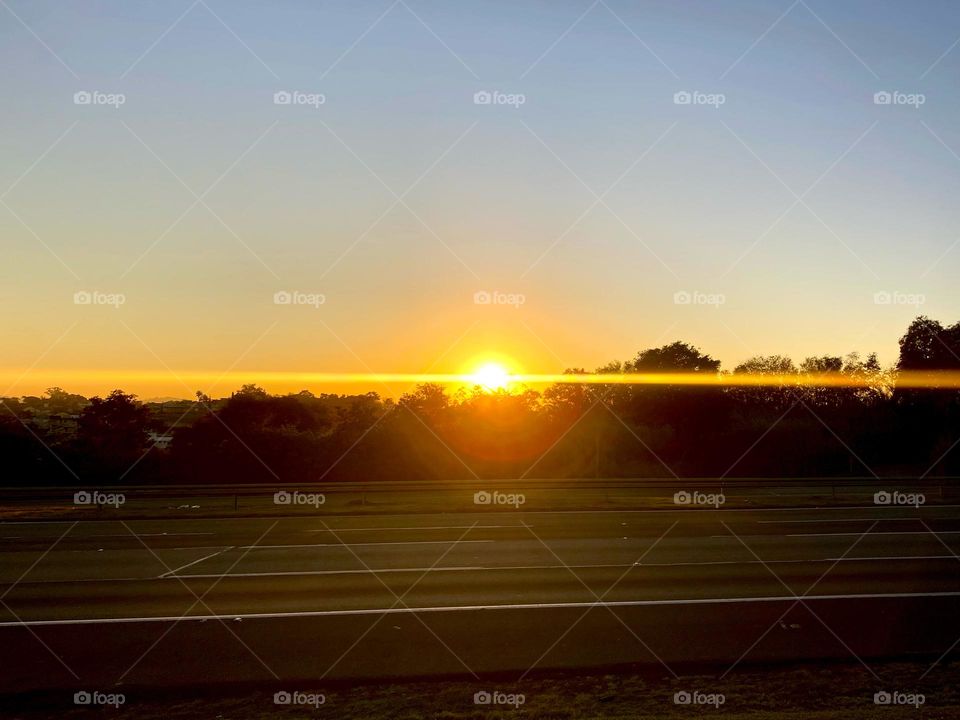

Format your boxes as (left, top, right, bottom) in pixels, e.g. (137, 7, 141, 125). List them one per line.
(2, 502, 960, 692)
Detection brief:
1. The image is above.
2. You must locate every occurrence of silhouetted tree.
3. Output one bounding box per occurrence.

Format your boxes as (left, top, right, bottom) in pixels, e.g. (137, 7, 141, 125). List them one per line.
(75, 390, 152, 480)
(894, 317, 960, 474)
(3, 316, 959, 485)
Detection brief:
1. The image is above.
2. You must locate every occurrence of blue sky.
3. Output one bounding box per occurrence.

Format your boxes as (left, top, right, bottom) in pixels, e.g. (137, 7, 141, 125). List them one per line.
(1, 0, 958, 396)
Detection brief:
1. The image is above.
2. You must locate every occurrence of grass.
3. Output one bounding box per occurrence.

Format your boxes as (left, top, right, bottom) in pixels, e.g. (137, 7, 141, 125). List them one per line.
(6, 660, 960, 719)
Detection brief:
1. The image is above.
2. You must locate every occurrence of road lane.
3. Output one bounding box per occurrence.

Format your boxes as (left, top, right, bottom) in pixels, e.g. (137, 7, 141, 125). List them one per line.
(1, 505, 959, 691)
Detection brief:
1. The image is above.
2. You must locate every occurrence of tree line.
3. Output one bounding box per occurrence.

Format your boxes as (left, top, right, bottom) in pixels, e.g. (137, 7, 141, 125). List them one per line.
(1, 316, 958, 485)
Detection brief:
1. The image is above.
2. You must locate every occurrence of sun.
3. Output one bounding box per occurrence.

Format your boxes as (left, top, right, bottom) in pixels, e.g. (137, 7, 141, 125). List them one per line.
(470, 362, 511, 391)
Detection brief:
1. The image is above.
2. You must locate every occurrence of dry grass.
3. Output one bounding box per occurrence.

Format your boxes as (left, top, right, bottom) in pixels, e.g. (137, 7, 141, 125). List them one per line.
(7, 660, 960, 719)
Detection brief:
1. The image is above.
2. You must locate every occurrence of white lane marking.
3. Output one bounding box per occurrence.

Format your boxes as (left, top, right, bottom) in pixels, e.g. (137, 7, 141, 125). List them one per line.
(85, 532, 215, 538)
(170, 555, 960, 579)
(0, 532, 216, 540)
(711, 530, 960, 538)
(239, 540, 494, 549)
(758, 518, 919, 524)
(171, 566, 486, 579)
(823, 555, 957, 562)
(642, 555, 957, 565)
(471, 504, 960, 515)
(0, 527, 508, 542)
(788, 531, 960, 537)
(9, 554, 958, 585)
(6, 503, 960, 525)
(6, 554, 957, 585)
(40, 539, 496, 553)
(158, 547, 234, 578)
(307, 525, 518, 532)
(4, 591, 960, 626)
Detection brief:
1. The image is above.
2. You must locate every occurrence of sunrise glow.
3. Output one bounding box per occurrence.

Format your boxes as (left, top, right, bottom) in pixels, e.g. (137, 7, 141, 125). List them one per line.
(468, 362, 512, 391)
(4, 369, 960, 397)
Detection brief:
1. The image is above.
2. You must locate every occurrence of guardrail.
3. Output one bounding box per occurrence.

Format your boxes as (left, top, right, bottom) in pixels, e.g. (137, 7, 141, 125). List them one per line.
(0, 475, 960, 497)
(1, 475, 956, 495)
(0, 477, 955, 520)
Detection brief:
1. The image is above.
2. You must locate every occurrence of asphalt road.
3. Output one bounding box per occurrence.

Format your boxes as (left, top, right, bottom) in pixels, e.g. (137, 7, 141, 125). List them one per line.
(2, 503, 960, 692)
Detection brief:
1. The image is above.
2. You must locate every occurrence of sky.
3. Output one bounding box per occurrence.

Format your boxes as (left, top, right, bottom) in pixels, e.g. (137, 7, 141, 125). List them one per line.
(1, 0, 958, 399)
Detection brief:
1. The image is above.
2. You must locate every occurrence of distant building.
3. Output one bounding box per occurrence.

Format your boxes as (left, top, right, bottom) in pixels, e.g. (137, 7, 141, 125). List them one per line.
(147, 431, 174, 450)
(146, 400, 206, 429)
(40, 413, 80, 440)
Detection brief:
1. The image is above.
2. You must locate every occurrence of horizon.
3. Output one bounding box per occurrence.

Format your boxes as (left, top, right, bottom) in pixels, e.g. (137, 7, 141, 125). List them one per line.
(0, 326, 931, 400)
(3, 0, 959, 401)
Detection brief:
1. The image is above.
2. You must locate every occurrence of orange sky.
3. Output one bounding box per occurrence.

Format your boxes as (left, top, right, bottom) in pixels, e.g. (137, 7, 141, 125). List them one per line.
(3, 2, 957, 400)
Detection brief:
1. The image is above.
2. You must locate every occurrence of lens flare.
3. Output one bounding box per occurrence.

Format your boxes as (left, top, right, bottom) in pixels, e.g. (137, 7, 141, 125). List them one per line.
(468, 362, 511, 391)
(3, 369, 960, 396)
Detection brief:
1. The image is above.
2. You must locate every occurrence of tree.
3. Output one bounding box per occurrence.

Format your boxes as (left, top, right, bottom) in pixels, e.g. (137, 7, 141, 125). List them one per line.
(800, 356, 843, 374)
(542, 369, 593, 422)
(615, 342, 727, 474)
(735, 355, 797, 375)
(399, 384, 451, 424)
(76, 390, 152, 479)
(731, 355, 798, 409)
(43, 387, 89, 415)
(626, 341, 720, 374)
(897, 316, 960, 371)
(895, 317, 960, 474)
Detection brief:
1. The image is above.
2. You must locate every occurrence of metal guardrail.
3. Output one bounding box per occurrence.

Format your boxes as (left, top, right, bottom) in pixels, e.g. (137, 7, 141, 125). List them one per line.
(0, 476, 955, 515)
(0, 476, 956, 495)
